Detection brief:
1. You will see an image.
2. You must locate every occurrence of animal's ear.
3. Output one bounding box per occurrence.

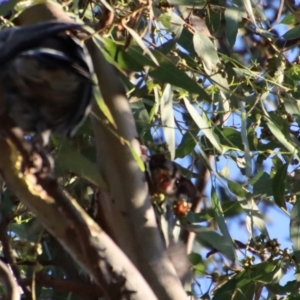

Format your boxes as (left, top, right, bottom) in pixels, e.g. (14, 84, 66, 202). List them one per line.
(0, 21, 83, 63)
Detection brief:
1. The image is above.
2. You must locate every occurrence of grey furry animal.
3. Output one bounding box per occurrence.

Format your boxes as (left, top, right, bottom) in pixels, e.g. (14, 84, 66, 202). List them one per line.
(0, 21, 94, 145)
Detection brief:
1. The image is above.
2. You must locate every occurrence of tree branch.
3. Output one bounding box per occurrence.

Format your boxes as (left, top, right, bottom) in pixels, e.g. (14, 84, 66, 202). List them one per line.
(16, 3, 188, 299)
(20, 273, 103, 298)
(0, 135, 156, 300)
(0, 260, 20, 300)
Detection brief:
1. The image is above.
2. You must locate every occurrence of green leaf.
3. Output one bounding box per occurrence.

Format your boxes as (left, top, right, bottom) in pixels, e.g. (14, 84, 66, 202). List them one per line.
(215, 127, 243, 150)
(123, 23, 159, 66)
(214, 260, 284, 299)
(176, 132, 197, 158)
(213, 278, 255, 300)
(242, 0, 257, 25)
(224, 8, 242, 47)
(280, 14, 297, 25)
(149, 58, 211, 100)
(123, 45, 156, 68)
(227, 180, 269, 237)
(158, 14, 172, 29)
(0, 0, 19, 16)
(243, 196, 270, 238)
(290, 198, 300, 272)
(193, 31, 220, 75)
(189, 252, 203, 265)
(8, 223, 29, 239)
(56, 141, 107, 189)
(127, 144, 146, 172)
(177, 28, 197, 56)
(282, 25, 300, 40)
(183, 97, 222, 153)
(188, 225, 236, 261)
(102, 38, 144, 71)
(161, 84, 175, 159)
(272, 163, 288, 210)
(161, 10, 184, 38)
(283, 93, 300, 127)
(285, 65, 300, 81)
(250, 171, 273, 197)
(206, 10, 221, 35)
(211, 189, 236, 261)
(241, 111, 252, 177)
(131, 99, 151, 139)
(189, 253, 206, 275)
(227, 180, 246, 198)
(265, 116, 300, 160)
(93, 79, 116, 127)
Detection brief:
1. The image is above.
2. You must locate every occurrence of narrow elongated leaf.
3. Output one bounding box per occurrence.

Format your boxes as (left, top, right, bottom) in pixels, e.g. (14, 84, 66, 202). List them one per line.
(272, 163, 288, 210)
(227, 180, 246, 198)
(149, 62, 211, 100)
(193, 31, 220, 75)
(283, 25, 300, 40)
(242, 195, 270, 238)
(161, 84, 175, 159)
(92, 78, 116, 128)
(176, 132, 197, 158)
(56, 142, 107, 189)
(283, 94, 300, 126)
(260, 95, 300, 160)
(127, 143, 145, 172)
(162, 11, 184, 36)
(224, 8, 242, 47)
(122, 23, 159, 66)
(266, 118, 300, 160)
(227, 180, 269, 237)
(211, 189, 236, 261)
(240, 111, 252, 177)
(243, 0, 257, 26)
(280, 14, 297, 25)
(187, 225, 236, 261)
(102, 38, 144, 71)
(250, 171, 273, 197)
(290, 198, 300, 276)
(183, 97, 222, 153)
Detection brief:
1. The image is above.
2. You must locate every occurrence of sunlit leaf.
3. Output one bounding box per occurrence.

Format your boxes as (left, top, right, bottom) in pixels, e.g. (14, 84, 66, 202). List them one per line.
(127, 144, 145, 172)
(280, 14, 297, 25)
(161, 84, 175, 160)
(193, 31, 220, 75)
(286, 65, 300, 81)
(122, 23, 159, 66)
(158, 14, 172, 28)
(93, 79, 116, 128)
(183, 97, 222, 153)
(242, 0, 257, 26)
